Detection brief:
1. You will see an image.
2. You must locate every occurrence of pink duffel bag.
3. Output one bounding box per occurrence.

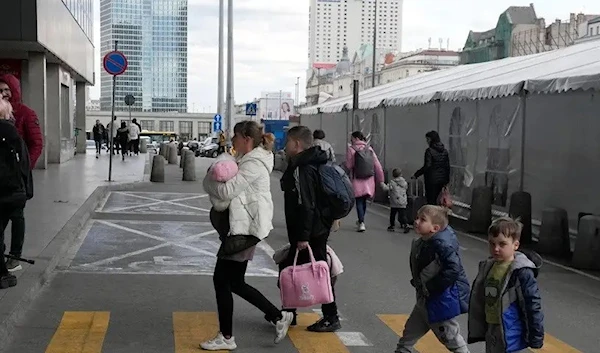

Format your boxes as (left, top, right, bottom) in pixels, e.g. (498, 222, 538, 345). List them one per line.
(279, 247, 334, 309)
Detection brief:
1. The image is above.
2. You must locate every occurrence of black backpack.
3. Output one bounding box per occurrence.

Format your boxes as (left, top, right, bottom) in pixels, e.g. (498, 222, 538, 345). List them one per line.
(318, 162, 355, 220)
(351, 145, 375, 179)
(0, 122, 27, 208)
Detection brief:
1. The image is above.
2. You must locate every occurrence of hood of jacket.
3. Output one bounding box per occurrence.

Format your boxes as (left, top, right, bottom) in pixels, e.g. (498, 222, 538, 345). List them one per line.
(430, 141, 446, 153)
(0, 74, 22, 104)
(289, 146, 328, 168)
(238, 146, 274, 173)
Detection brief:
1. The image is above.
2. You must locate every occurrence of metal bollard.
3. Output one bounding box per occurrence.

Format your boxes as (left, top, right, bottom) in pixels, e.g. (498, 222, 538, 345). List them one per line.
(150, 155, 165, 182)
(167, 144, 178, 164)
(572, 215, 600, 270)
(509, 191, 532, 244)
(537, 207, 570, 258)
(468, 186, 493, 234)
(182, 150, 196, 181)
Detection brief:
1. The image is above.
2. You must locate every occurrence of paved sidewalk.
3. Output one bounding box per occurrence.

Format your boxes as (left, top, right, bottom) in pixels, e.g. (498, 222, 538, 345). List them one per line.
(0, 151, 149, 347)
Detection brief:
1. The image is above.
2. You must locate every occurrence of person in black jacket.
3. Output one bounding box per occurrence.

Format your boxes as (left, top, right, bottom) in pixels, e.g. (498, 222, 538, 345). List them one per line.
(279, 125, 341, 332)
(0, 103, 33, 289)
(413, 130, 450, 205)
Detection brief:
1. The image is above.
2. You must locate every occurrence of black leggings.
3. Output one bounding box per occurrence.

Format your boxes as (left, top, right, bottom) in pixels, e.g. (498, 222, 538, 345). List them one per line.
(213, 258, 281, 337)
(425, 183, 445, 205)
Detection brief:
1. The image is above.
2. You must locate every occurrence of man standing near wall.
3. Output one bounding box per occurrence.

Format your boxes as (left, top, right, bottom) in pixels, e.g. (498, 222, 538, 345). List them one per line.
(0, 73, 43, 272)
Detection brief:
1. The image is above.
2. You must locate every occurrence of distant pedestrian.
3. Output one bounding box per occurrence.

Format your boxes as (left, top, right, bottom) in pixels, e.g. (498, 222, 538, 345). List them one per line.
(468, 217, 544, 353)
(313, 129, 335, 163)
(201, 120, 293, 351)
(128, 119, 141, 155)
(345, 131, 384, 232)
(92, 120, 105, 158)
(116, 122, 129, 161)
(412, 130, 450, 205)
(381, 168, 410, 233)
(395, 205, 470, 353)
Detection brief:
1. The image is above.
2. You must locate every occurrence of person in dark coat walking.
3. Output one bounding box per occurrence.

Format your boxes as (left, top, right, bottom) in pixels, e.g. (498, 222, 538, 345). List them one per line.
(413, 130, 450, 205)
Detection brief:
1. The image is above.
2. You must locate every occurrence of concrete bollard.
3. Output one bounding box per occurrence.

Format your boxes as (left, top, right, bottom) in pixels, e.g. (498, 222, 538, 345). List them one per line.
(537, 207, 570, 258)
(139, 141, 148, 154)
(572, 215, 600, 270)
(180, 150, 186, 168)
(182, 150, 196, 181)
(509, 191, 532, 244)
(150, 155, 165, 182)
(167, 144, 178, 164)
(468, 186, 493, 234)
(159, 143, 168, 158)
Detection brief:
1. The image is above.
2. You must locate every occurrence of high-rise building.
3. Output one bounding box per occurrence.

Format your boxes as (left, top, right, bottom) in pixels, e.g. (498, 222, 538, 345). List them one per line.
(308, 0, 403, 67)
(100, 0, 188, 113)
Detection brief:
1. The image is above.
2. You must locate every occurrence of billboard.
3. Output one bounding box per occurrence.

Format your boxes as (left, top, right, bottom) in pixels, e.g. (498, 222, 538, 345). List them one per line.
(260, 91, 294, 120)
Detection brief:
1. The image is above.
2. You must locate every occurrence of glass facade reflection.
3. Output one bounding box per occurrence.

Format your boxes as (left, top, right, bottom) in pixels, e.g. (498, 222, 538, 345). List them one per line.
(62, 0, 94, 40)
(100, 0, 188, 113)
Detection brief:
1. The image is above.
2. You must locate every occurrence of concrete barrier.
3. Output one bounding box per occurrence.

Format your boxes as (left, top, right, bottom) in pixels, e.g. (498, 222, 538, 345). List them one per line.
(139, 142, 147, 154)
(572, 215, 600, 270)
(537, 207, 570, 257)
(509, 191, 532, 244)
(468, 186, 493, 234)
(150, 155, 165, 182)
(180, 149, 186, 168)
(167, 144, 178, 164)
(182, 150, 196, 181)
(160, 143, 168, 158)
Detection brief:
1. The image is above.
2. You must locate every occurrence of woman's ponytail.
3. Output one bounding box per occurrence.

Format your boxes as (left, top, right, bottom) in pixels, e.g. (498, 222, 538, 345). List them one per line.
(261, 133, 275, 151)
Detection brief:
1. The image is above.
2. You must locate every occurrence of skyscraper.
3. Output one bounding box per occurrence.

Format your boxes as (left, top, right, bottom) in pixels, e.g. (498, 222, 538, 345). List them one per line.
(308, 0, 403, 67)
(100, 0, 188, 113)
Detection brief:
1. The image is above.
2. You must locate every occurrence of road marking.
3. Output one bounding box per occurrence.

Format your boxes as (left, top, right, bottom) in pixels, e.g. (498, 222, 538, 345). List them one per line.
(45, 311, 110, 353)
(106, 194, 206, 213)
(288, 313, 350, 352)
(378, 314, 447, 352)
(123, 192, 211, 213)
(173, 312, 226, 353)
(531, 335, 583, 353)
(335, 332, 373, 346)
(367, 204, 600, 282)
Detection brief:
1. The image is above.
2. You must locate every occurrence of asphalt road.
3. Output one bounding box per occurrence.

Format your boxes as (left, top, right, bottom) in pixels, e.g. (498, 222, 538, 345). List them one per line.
(3, 157, 600, 353)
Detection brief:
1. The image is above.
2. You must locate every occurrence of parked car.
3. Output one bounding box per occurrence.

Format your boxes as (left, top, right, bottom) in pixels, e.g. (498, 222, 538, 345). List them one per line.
(200, 137, 219, 158)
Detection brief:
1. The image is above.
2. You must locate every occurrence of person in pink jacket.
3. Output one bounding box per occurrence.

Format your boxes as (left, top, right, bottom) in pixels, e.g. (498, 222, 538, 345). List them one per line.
(345, 131, 384, 232)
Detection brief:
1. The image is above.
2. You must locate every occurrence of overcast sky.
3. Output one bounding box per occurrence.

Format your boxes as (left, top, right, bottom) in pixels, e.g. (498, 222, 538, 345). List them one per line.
(88, 0, 600, 113)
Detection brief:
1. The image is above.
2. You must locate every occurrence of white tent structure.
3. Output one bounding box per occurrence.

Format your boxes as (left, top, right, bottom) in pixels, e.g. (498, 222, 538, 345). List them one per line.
(301, 39, 600, 114)
(299, 40, 600, 230)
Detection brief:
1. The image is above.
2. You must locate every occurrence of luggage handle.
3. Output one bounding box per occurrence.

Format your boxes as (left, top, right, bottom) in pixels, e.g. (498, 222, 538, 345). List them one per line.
(291, 246, 320, 281)
(410, 178, 423, 197)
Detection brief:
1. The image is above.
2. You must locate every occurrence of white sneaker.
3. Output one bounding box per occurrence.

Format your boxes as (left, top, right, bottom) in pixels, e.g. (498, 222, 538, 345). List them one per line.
(199, 332, 237, 351)
(274, 311, 294, 344)
(357, 222, 366, 232)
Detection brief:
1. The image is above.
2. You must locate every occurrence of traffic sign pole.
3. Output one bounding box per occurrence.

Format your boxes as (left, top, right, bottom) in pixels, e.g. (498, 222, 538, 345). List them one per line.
(108, 41, 118, 182)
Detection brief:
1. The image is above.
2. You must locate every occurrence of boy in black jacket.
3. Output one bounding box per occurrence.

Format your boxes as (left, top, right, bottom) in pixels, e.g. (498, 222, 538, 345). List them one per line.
(278, 125, 341, 332)
(0, 100, 33, 289)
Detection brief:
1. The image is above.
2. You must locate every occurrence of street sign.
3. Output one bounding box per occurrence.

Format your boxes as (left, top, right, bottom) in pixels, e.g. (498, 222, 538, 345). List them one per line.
(124, 94, 135, 106)
(213, 121, 222, 132)
(246, 103, 257, 116)
(214, 114, 222, 123)
(103, 51, 128, 76)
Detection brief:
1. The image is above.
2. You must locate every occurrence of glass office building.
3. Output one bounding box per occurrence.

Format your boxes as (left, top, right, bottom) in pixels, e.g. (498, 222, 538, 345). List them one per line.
(62, 0, 94, 41)
(100, 0, 188, 113)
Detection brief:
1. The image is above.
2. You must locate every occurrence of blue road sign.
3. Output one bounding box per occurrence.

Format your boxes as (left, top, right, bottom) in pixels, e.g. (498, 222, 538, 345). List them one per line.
(246, 103, 257, 116)
(214, 114, 222, 123)
(213, 121, 222, 132)
(103, 51, 128, 76)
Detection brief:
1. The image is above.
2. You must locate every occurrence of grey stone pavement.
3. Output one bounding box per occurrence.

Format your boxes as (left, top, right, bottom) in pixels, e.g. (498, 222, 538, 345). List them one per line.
(2, 154, 600, 352)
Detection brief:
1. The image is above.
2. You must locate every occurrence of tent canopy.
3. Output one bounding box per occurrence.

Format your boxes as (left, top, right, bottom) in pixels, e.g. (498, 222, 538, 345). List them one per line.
(300, 40, 600, 115)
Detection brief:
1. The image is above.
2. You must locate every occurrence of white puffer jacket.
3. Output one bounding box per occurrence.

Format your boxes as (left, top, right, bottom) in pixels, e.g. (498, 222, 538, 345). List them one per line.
(203, 147, 274, 240)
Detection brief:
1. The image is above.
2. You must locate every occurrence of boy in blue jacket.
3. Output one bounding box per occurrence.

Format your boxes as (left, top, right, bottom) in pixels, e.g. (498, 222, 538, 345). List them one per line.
(395, 205, 470, 353)
(468, 217, 544, 353)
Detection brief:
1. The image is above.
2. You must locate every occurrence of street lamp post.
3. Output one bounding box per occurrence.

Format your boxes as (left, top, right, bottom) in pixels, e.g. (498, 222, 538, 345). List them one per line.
(225, 0, 234, 135)
(372, 0, 377, 89)
(217, 0, 224, 116)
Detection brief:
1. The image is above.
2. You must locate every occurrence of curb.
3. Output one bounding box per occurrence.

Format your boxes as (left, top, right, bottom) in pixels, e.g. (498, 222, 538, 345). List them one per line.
(0, 180, 145, 353)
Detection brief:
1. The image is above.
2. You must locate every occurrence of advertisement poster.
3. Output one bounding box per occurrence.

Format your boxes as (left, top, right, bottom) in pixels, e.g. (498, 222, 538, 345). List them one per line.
(260, 91, 294, 120)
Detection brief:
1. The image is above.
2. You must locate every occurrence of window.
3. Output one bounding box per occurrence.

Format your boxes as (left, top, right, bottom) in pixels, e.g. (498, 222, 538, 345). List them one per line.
(140, 120, 154, 131)
(159, 120, 175, 131)
(179, 121, 193, 140)
(198, 121, 212, 136)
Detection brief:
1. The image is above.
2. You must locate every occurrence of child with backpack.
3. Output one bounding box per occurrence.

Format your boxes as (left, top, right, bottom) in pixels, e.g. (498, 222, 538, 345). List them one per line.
(0, 99, 32, 290)
(395, 205, 470, 353)
(468, 217, 544, 353)
(381, 168, 410, 233)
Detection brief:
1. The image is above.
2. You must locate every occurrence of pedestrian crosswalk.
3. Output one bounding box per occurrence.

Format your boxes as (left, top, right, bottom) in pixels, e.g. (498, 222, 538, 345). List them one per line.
(41, 311, 583, 353)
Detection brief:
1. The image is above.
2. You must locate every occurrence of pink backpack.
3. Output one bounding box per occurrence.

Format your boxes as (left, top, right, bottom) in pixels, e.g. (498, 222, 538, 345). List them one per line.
(279, 247, 334, 309)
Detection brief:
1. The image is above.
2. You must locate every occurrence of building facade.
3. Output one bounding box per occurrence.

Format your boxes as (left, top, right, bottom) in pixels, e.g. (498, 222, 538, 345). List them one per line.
(0, 0, 95, 167)
(308, 0, 403, 68)
(100, 0, 188, 113)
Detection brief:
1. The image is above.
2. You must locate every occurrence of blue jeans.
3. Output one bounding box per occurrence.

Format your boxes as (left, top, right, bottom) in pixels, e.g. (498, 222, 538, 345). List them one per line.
(356, 196, 368, 223)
